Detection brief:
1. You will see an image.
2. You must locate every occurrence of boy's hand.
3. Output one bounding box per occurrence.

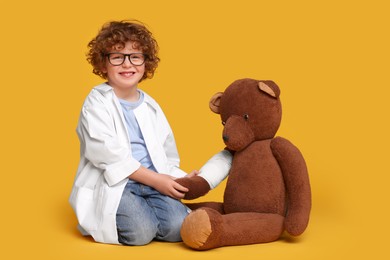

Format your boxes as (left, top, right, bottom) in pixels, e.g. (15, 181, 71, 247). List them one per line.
(152, 174, 189, 200)
(129, 166, 189, 200)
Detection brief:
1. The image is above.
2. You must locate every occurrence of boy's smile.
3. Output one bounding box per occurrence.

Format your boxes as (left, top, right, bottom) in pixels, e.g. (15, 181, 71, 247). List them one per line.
(120, 71, 136, 77)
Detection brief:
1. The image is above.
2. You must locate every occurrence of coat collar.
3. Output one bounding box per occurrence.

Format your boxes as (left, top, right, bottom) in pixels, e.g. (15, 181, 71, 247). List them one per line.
(94, 82, 159, 112)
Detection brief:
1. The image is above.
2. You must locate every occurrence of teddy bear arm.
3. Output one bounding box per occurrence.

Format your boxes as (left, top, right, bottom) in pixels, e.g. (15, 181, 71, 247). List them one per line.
(270, 137, 311, 236)
(175, 176, 211, 200)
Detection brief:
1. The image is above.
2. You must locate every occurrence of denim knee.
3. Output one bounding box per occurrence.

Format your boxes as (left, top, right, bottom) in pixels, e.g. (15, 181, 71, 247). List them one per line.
(157, 220, 183, 242)
(117, 224, 157, 246)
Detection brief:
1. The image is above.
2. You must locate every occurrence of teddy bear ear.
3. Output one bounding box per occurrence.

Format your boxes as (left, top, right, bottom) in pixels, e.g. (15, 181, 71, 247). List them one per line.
(209, 92, 224, 114)
(258, 81, 280, 98)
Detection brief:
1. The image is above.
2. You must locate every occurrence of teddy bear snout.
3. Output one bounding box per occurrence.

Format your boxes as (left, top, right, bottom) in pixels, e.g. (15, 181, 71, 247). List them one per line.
(222, 115, 255, 151)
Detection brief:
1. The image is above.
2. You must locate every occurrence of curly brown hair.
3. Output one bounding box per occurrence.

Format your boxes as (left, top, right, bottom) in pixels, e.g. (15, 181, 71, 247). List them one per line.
(87, 20, 160, 82)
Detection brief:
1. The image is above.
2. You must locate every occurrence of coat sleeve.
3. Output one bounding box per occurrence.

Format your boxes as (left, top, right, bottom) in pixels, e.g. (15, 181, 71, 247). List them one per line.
(77, 91, 141, 186)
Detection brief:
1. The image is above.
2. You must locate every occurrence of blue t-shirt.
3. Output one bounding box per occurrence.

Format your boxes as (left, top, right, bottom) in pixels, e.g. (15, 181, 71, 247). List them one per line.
(119, 91, 157, 172)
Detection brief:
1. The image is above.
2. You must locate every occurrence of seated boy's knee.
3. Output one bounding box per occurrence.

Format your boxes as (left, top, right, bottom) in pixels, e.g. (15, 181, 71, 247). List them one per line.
(157, 220, 182, 242)
(118, 227, 156, 246)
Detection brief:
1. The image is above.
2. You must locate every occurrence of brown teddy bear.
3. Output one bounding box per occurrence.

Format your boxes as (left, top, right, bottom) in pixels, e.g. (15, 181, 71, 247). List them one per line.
(175, 78, 311, 250)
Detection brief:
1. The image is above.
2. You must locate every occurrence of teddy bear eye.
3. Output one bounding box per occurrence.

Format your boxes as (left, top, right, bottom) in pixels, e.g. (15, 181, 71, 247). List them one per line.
(222, 121, 226, 125)
(243, 114, 249, 120)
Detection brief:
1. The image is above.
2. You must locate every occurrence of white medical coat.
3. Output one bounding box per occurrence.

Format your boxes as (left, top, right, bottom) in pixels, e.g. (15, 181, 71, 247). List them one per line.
(69, 83, 190, 244)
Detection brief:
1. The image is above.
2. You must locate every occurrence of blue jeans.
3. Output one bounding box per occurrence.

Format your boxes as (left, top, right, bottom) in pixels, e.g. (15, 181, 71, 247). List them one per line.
(116, 181, 190, 245)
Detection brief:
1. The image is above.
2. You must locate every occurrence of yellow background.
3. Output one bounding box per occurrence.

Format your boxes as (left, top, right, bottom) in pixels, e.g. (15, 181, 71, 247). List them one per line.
(1, 0, 389, 259)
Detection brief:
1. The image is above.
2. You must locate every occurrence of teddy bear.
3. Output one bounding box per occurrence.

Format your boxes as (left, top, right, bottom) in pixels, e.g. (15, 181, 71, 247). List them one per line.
(175, 78, 311, 250)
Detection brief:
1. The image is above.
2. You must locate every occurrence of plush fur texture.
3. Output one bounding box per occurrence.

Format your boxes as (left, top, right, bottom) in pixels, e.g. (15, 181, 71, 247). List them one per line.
(176, 78, 311, 250)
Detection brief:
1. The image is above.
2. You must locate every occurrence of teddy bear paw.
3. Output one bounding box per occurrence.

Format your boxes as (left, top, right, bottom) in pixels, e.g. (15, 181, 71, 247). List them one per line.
(180, 208, 222, 250)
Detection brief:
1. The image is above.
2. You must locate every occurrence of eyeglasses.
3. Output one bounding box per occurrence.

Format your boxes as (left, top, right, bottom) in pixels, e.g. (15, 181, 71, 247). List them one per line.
(106, 53, 146, 66)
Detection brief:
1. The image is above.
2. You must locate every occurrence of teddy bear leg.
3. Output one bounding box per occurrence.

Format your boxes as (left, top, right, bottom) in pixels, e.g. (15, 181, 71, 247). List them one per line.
(181, 209, 285, 250)
(221, 212, 285, 246)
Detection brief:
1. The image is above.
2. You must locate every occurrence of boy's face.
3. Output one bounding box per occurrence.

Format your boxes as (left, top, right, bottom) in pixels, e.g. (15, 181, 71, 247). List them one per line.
(103, 41, 145, 94)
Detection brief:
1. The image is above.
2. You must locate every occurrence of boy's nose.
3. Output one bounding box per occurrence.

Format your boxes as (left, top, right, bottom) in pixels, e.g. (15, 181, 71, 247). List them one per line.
(122, 56, 133, 67)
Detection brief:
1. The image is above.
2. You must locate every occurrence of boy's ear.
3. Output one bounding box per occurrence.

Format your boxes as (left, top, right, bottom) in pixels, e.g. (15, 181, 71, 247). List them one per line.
(209, 92, 224, 114)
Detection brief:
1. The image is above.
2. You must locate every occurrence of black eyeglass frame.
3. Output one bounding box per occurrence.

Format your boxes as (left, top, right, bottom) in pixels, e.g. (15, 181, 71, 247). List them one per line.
(105, 52, 147, 66)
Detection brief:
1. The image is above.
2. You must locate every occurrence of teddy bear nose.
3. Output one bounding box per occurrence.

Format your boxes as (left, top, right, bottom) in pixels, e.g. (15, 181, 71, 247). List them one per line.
(223, 135, 229, 142)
